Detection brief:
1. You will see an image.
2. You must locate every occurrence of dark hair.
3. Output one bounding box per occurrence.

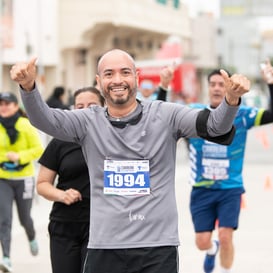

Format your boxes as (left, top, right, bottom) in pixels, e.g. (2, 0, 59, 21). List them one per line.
(18, 108, 28, 118)
(73, 86, 105, 106)
(207, 69, 231, 82)
(92, 79, 98, 87)
(52, 86, 65, 99)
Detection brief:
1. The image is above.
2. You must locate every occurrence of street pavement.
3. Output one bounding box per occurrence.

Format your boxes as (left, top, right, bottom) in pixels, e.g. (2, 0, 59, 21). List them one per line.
(3, 125, 273, 273)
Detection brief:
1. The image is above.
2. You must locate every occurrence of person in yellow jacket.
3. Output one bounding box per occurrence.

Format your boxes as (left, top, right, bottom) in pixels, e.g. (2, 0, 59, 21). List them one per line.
(0, 92, 44, 273)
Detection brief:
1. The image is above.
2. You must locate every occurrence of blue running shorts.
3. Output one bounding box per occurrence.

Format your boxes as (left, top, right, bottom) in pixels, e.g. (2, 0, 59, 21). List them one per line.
(190, 187, 245, 232)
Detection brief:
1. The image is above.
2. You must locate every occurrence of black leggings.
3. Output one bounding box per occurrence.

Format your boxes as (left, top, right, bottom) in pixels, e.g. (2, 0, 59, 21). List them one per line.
(48, 220, 89, 273)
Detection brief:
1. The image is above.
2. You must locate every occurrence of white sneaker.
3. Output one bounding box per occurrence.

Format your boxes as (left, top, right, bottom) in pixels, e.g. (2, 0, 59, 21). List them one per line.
(0, 257, 12, 272)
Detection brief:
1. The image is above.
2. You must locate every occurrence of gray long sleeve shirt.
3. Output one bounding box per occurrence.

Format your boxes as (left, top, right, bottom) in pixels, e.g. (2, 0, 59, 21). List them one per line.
(20, 87, 239, 249)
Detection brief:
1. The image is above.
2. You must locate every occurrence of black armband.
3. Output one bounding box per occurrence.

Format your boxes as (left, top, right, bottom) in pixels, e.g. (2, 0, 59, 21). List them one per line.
(196, 108, 236, 145)
(156, 86, 167, 101)
(260, 85, 273, 124)
(260, 110, 273, 124)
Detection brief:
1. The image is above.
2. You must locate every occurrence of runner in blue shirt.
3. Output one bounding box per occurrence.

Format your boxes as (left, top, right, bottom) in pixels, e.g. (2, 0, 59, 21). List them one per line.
(188, 61, 273, 273)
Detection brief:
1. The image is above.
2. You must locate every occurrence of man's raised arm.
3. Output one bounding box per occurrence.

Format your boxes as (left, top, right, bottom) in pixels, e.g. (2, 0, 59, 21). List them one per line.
(197, 70, 251, 145)
(9, 58, 79, 143)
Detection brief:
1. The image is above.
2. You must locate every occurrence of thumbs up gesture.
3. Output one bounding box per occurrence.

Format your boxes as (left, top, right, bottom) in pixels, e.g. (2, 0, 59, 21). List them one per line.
(10, 57, 37, 91)
(220, 69, 251, 106)
(160, 65, 175, 89)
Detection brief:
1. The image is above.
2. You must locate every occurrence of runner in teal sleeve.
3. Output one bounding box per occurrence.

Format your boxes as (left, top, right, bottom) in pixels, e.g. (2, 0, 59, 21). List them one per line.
(188, 104, 263, 189)
(188, 62, 273, 273)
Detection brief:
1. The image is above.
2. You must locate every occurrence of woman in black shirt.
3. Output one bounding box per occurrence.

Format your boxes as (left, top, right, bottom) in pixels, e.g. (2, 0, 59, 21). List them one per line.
(37, 87, 104, 273)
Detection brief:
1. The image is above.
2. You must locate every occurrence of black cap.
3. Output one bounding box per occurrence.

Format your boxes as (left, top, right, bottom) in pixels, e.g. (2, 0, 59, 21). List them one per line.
(0, 92, 18, 103)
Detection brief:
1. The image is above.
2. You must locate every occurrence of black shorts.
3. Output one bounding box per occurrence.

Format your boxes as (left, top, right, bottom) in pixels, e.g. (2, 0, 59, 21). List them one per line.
(83, 246, 179, 273)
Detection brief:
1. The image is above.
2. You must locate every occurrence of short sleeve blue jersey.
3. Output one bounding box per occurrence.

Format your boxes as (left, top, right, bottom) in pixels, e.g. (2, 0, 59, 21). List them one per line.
(188, 103, 265, 190)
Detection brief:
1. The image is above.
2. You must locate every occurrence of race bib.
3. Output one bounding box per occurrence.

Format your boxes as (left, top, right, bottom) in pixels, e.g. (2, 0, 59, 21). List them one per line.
(202, 158, 229, 180)
(104, 160, 150, 196)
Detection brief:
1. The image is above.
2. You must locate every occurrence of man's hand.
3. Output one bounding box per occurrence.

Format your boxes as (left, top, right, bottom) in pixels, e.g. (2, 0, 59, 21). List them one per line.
(10, 57, 37, 91)
(220, 69, 251, 106)
(160, 65, 174, 89)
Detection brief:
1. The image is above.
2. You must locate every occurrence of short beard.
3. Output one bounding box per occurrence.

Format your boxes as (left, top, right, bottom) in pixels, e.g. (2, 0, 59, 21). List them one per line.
(112, 97, 130, 105)
(104, 84, 137, 105)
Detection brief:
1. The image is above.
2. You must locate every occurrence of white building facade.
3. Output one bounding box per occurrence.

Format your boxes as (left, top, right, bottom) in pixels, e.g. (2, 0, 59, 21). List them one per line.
(1, 0, 194, 98)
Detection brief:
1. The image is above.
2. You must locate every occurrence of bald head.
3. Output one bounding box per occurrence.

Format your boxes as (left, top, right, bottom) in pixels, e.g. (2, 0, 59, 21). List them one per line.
(97, 49, 136, 75)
